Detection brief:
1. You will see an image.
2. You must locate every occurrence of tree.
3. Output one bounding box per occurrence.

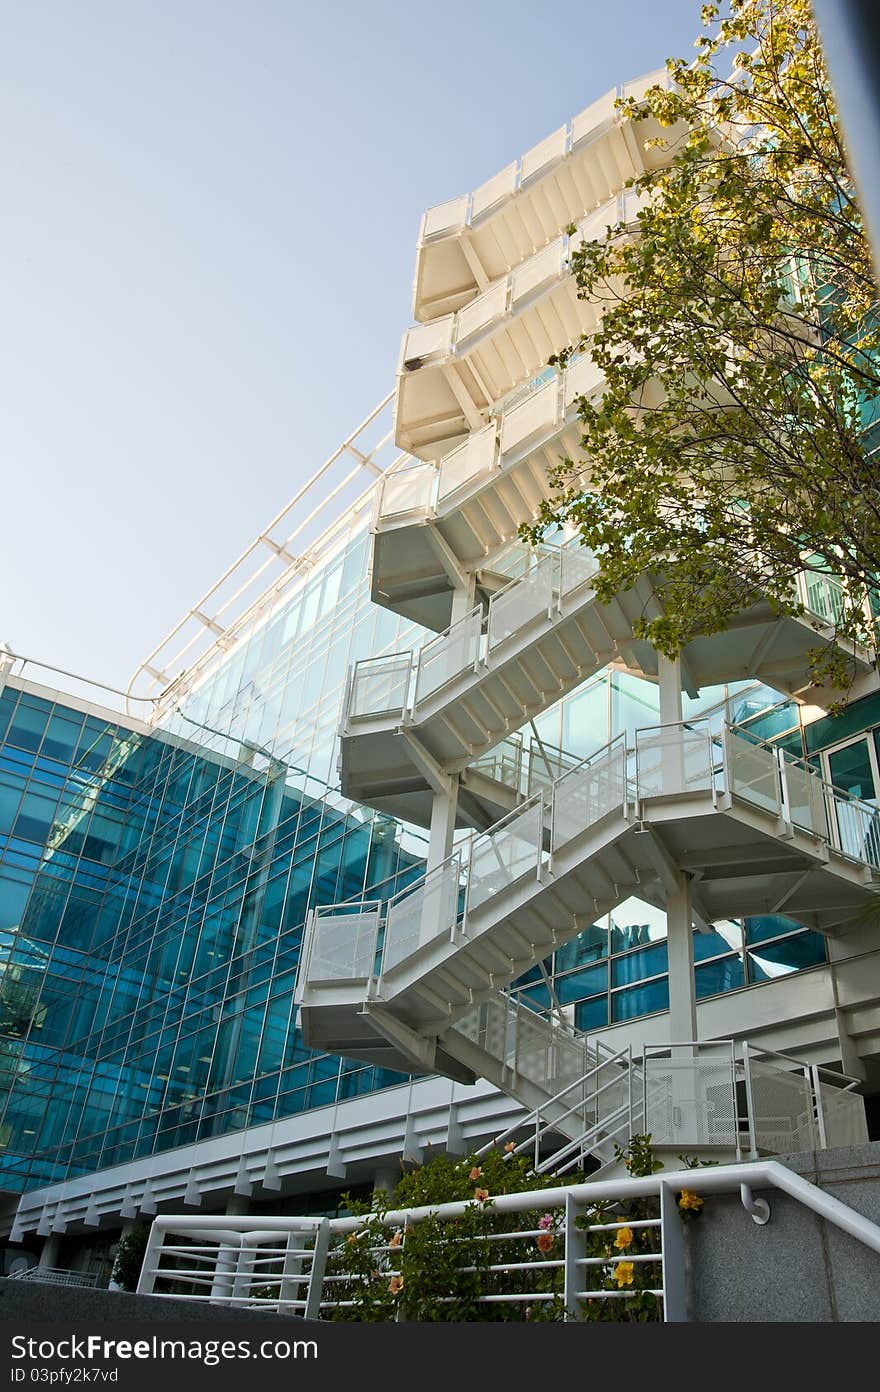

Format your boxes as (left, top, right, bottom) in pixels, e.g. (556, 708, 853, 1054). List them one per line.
(527, 0, 880, 697)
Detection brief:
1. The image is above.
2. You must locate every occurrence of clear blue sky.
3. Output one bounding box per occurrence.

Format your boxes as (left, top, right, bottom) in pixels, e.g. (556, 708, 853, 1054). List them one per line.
(1, 0, 702, 692)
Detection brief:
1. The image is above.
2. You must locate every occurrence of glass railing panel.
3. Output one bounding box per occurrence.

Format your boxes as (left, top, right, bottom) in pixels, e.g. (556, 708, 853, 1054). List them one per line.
(348, 654, 413, 720)
(726, 731, 781, 815)
(414, 609, 482, 706)
(563, 353, 604, 406)
(305, 906, 381, 985)
(466, 798, 544, 915)
(550, 741, 626, 852)
(571, 88, 617, 147)
(437, 423, 497, 505)
(782, 757, 829, 839)
(499, 377, 560, 455)
(422, 195, 469, 241)
(381, 858, 460, 977)
(520, 125, 567, 183)
(818, 1083, 869, 1147)
(471, 161, 517, 221)
(456, 280, 508, 345)
(402, 317, 454, 364)
(377, 463, 436, 521)
(510, 236, 566, 305)
(487, 556, 556, 653)
(558, 539, 597, 598)
(468, 735, 524, 793)
(635, 725, 716, 799)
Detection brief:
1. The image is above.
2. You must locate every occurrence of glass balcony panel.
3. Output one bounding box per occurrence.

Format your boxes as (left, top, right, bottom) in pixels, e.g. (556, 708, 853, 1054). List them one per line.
(510, 237, 566, 305)
(487, 557, 555, 653)
(415, 609, 482, 705)
(558, 540, 597, 598)
(466, 799, 543, 914)
(348, 655, 412, 720)
(563, 353, 604, 406)
(456, 281, 508, 345)
(551, 742, 626, 851)
(726, 733, 780, 814)
(571, 89, 617, 147)
(782, 758, 829, 838)
(499, 377, 560, 455)
(437, 424, 496, 505)
(306, 909, 380, 984)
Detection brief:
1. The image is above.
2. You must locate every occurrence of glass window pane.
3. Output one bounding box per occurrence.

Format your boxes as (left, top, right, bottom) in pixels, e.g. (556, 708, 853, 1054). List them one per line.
(695, 957, 745, 998)
(556, 962, 608, 1004)
(744, 914, 803, 945)
(693, 923, 743, 961)
(575, 996, 608, 1031)
(555, 925, 607, 971)
(748, 933, 826, 981)
(611, 942, 668, 988)
(611, 978, 669, 1021)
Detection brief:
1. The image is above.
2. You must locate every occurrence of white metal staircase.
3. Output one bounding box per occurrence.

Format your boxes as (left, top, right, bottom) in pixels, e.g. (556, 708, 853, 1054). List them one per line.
(294, 83, 879, 1170)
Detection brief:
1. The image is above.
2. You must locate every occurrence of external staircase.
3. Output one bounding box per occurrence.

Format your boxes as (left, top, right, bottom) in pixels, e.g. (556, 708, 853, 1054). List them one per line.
(294, 79, 880, 1168)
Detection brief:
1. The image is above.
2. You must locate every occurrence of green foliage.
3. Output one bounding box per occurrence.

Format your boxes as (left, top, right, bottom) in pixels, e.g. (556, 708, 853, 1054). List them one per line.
(111, 1223, 151, 1292)
(324, 1138, 704, 1322)
(526, 0, 879, 701)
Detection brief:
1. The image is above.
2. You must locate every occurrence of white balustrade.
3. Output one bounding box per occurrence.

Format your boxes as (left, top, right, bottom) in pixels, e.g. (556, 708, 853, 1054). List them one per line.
(437, 423, 497, 505)
(382, 858, 461, 976)
(520, 125, 567, 184)
(422, 195, 469, 240)
(551, 741, 627, 852)
(465, 798, 545, 915)
(456, 280, 508, 344)
(378, 462, 436, 520)
(305, 907, 380, 985)
(487, 555, 556, 653)
(499, 377, 561, 455)
(571, 89, 617, 147)
(725, 732, 781, 815)
(348, 655, 413, 720)
(471, 160, 518, 221)
(414, 609, 483, 705)
(564, 353, 604, 405)
(510, 237, 566, 305)
(402, 317, 454, 364)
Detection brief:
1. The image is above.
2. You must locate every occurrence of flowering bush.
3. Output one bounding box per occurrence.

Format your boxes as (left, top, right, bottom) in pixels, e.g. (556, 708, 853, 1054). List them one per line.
(325, 1135, 705, 1322)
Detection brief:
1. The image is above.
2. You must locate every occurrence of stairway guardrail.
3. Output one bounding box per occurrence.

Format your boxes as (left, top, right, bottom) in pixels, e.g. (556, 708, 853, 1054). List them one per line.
(313, 716, 880, 999)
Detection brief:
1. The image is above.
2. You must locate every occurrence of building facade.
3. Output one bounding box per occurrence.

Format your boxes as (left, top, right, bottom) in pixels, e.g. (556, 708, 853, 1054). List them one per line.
(2, 70, 880, 1280)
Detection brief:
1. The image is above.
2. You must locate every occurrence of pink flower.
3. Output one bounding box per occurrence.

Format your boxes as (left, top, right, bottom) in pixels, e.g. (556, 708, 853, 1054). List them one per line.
(539, 1213, 554, 1230)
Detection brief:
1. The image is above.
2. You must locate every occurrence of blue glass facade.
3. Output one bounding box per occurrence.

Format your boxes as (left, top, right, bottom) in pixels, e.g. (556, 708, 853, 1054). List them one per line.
(1, 520, 868, 1196)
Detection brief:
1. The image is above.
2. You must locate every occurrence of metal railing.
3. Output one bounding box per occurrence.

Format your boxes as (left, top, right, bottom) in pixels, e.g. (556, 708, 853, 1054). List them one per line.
(404, 193, 649, 370)
(417, 72, 670, 244)
(137, 1155, 880, 1322)
(372, 355, 603, 528)
(10, 1267, 100, 1288)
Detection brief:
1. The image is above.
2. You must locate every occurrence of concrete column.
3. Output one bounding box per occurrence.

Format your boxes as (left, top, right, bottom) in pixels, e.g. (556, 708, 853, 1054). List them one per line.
(372, 1165, 400, 1197)
(38, 1233, 61, 1269)
(226, 1195, 251, 1216)
(827, 936, 867, 1081)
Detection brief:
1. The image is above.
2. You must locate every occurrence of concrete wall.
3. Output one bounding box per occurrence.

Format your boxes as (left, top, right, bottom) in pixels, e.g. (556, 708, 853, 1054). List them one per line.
(688, 1140, 880, 1321)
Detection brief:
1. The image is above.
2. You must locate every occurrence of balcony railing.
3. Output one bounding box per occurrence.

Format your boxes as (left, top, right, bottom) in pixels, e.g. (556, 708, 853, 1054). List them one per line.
(417, 72, 671, 244)
(403, 192, 647, 370)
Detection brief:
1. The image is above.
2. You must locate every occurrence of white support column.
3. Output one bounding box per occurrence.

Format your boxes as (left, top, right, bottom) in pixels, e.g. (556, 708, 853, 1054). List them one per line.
(666, 875, 697, 1044)
(450, 573, 477, 626)
(427, 779, 459, 872)
(658, 653, 683, 726)
(372, 1165, 400, 1197)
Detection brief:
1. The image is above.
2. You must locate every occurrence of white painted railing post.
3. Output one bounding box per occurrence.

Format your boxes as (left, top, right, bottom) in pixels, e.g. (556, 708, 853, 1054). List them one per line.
(304, 1220, 330, 1321)
(659, 1181, 689, 1322)
(563, 1191, 586, 1321)
(135, 1219, 165, 1296)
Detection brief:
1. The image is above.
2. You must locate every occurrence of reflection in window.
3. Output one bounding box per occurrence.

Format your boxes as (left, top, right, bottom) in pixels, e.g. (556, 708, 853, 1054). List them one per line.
(611, 978, 669, 1021)
(749, 934, 826, 980)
